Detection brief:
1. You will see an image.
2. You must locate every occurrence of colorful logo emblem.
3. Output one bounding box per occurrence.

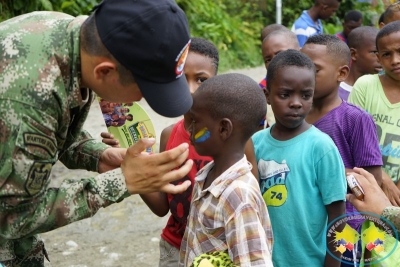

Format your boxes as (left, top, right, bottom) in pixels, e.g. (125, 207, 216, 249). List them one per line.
(175, 40, 191, 77)
(326, 212, 398, 265)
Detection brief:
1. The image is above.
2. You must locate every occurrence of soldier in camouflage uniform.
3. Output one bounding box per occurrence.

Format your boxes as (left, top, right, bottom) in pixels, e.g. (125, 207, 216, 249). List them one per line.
(0, 0, 194, 265)
(347, 168, 400, 235)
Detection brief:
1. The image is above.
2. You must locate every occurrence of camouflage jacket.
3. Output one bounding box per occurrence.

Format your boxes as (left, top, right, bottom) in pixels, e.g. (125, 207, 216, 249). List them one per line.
(0, 12, 129, 261)
(382, 206, 400, 237)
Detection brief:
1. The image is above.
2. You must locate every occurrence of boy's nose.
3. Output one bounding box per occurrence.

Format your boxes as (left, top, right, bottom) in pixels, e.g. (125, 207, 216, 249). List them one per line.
(289, 97, 302, 108)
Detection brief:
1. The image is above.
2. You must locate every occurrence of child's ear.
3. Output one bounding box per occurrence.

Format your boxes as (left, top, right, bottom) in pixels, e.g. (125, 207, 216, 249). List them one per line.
(219, 118, 233, 141)
(263, 88, 271, 105)
(350, 48, 357, 61)
(337, 65, 350, 82)
(379, 22, 385, 29)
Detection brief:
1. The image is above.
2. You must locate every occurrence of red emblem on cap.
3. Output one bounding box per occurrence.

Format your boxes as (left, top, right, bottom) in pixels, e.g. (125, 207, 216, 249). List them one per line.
(175, 40, 191, 77)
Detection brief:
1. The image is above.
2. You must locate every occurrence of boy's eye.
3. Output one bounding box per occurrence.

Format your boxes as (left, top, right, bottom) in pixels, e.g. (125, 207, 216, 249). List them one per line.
(279, 93, 289, 98)
(265, 58, 271, 63)
(369, 50, 378, 55)
(302, 94, 312, 99)
(196, 77, 208, 83)
(315, 69, 321, 74)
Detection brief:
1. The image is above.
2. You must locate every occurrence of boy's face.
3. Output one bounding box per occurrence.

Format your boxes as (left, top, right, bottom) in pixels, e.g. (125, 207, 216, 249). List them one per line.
(301, 44, 343, 100)
(343, 19, 362, 38)
(189, 92, 218, 156)
(184, 52, 215, 95)
(267, 66, 314, 130)
(319, 1, 339, 20)
(262, 36, 300, 69)
(353, 36, 382, 75)
(377, 31, 400, 81)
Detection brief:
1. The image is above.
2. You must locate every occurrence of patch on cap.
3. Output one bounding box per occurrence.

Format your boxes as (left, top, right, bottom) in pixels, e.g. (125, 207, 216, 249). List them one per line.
(175, 40, 191, 77)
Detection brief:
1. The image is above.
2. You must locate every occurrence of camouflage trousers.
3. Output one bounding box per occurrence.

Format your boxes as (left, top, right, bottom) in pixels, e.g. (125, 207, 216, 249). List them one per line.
(0, 235, 48, 267)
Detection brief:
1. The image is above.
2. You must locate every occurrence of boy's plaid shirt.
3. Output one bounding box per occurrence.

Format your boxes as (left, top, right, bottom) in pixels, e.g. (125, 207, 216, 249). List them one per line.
(179, 156, 274, 267)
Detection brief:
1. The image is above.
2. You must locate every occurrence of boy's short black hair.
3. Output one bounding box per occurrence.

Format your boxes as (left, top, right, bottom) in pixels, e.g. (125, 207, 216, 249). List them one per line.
(189, 37, 219, 74)
(263, 29, 299, 47)
(348, 26, 379, 49)
(379, 13, 385, 24)
(376, 21, 400, 50)
(260, 24, 288, 42)
(383, 1, 400, 24)
(267, 49, 315, 91)
(195, 73, 266, 141)
(344, 10, 362, 23)
(304, 34, 351, 65)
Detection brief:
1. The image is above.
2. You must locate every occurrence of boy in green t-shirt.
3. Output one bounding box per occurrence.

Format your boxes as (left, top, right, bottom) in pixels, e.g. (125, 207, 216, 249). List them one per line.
(348, 21, 400, 206)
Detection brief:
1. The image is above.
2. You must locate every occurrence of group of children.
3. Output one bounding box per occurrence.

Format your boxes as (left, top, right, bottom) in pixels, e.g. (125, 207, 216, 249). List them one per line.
(98, 5, 400, 266)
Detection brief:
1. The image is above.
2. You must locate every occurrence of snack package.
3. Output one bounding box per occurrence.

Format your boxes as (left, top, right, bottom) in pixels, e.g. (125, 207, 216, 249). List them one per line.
(98, 98, 156, 152)
(346, 174, 365, 200)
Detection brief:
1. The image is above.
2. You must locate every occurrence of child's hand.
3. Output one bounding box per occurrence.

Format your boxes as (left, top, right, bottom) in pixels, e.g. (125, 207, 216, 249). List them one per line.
(101, 132, 120, 148)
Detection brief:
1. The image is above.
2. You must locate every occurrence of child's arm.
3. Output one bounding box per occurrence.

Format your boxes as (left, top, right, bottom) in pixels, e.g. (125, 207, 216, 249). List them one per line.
(245, 139, 259, 180)
(324, 200, 345, 267)
(139, 125, 175, 216)
(382, 170, 400, 206)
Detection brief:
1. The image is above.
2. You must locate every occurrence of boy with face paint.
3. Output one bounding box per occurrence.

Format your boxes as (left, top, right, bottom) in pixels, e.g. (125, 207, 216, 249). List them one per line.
(179, 73, 273, 267)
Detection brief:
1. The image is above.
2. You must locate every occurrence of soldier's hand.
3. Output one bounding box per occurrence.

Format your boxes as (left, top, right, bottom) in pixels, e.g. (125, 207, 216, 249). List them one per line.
(121, 138, 192, 195)
(101, 132, 120, 147)
(98, 147, 126, 173)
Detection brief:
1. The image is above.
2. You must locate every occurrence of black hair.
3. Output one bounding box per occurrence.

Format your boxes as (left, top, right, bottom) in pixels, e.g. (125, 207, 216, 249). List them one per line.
(260, 24, 288, 42)
(263, 29, 299, 47)
(267, 49, 315, 91)
(379, 13, 385, 24)
(304, 34, 350, 65)
(347, 26, 379, 49)
(383, 1, 400, 24)
(80, 15, 135, 85)
(195, 73, 266, 141)
(315, 0, 341, 6)
(376, 21, 400, 50)
(344, 10, 363, 23)
(189, 37, 219, 75)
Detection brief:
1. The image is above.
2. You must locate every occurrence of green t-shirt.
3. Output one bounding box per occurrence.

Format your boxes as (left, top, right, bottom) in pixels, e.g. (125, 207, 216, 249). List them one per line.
(349, 74, 400, 183)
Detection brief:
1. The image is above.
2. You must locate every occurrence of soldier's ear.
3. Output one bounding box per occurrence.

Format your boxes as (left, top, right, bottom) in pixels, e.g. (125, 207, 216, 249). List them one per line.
(93, 61, 117, 82)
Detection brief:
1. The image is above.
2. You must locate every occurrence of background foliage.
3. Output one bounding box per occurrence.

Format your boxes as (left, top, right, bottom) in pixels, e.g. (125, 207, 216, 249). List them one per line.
(0, 0, 386, 72)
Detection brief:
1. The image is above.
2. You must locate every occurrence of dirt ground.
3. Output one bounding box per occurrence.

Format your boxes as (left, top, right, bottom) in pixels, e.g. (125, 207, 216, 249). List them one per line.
(41, 66, 266, 267)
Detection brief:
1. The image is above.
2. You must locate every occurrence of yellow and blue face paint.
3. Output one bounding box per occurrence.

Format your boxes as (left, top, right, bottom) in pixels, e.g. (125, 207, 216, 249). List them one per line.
(194, 127, 210, 143)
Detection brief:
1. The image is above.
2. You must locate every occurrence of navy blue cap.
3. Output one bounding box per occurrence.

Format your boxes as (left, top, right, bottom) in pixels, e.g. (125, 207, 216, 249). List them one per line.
(94, 0, 192, 117)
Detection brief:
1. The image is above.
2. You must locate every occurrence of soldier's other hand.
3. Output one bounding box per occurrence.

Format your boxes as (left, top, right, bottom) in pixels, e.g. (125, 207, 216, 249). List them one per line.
(121, 138, 192, 195)
(346, 168, 392, 215)
(101, 132, 120, 147)
(98, 147, 126, 173)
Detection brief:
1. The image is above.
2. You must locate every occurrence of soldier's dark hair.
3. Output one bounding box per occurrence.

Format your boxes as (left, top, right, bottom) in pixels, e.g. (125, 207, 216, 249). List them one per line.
(304, 34, 351, 65)
(80, 15, 135, 86)
(344, 10, 362, 23)
(190, 37, 219, 74)
(383, 1, 400, 24)
(263, 30, 299, 47)
(348, 27, 379, 49)
(267, 49, 315, 91)
(376, 21, 400, 51)
(194, 73, 266, 141)
(260, 24, 288, 42)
